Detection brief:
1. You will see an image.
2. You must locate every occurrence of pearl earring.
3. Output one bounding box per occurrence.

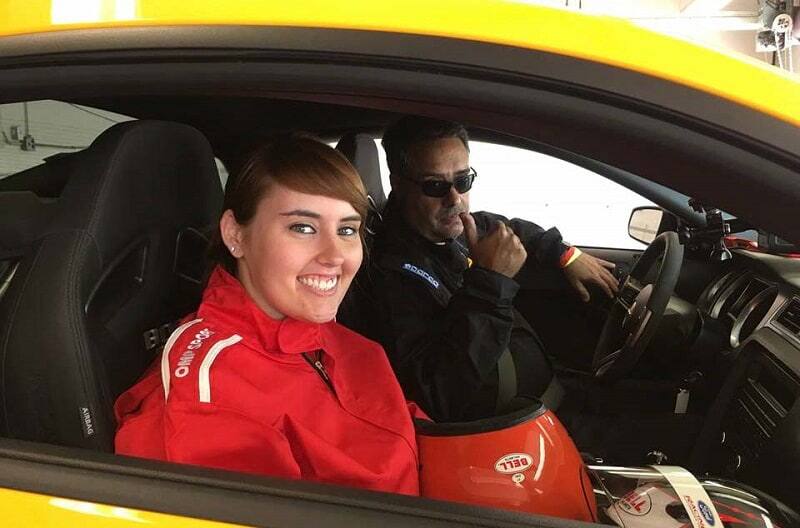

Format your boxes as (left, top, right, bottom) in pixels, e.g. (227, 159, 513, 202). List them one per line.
(230, 246, 236, 254)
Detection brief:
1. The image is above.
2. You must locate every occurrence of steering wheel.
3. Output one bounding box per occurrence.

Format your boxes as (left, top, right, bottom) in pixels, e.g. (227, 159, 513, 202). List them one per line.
(591, 231, 683, 380)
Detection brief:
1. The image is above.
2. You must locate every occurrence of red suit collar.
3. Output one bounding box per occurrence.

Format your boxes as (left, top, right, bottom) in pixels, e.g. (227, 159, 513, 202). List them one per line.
(200, 266, 330, 356)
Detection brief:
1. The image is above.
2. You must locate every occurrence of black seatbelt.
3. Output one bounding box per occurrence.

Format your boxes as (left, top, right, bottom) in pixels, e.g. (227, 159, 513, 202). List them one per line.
(495, 348, 517, 414)
(540, 375, 565, 410)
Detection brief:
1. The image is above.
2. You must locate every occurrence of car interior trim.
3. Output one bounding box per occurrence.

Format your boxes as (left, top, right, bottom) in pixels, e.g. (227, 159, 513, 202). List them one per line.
(0, 26, 798, 157)
(0, 59, 798, 245)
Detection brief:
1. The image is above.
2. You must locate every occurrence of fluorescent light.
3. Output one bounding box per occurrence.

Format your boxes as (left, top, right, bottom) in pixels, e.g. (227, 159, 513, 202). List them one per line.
(114, 0, 136, 20)
(51, 0, 102, 24)
(51, 0, 136, 24)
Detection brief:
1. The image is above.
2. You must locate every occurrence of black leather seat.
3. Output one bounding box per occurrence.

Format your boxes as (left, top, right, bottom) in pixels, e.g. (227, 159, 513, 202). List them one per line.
(0, 191, 55, 259)
(335, 132, 385, 212)
(0, 120, 222, 451)
(336, 132, 387, 244)
(334, 133, 385, 323)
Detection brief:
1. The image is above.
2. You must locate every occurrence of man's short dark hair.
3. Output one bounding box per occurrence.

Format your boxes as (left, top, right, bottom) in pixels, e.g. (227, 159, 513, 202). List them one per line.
(382, 116, 470, 176)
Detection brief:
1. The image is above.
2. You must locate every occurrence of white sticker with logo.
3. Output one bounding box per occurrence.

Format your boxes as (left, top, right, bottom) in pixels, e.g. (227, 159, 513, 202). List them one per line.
(653, 465, 722, 528)
(494, 453, 533, 474)
(617, 487, 654, 516)
(606, 484, 679, 527)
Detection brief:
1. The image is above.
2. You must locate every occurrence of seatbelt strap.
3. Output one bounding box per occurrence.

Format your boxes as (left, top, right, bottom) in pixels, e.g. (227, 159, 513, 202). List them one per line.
(495, 348, 517, 413)
(540, 375, 565, 410)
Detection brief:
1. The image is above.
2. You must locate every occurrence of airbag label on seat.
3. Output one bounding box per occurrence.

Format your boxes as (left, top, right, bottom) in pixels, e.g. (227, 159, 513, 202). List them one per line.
(79, 405, 95, 437)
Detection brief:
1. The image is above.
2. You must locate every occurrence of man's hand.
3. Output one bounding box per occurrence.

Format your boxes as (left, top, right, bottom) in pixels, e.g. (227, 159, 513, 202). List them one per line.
(461, 213, 527, 278)
(563, 252, 619, 302)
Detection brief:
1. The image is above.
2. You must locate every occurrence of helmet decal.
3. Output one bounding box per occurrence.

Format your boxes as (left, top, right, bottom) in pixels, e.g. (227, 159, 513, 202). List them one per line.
(618, 487, 654, 516)
(494, 453, 533, 474)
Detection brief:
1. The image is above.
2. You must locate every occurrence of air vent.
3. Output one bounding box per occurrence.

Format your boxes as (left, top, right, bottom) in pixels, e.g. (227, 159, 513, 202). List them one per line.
(710, 272, 750, 319)
(730, 285, 778, 348)
(699, 270, 739, 314)
(775, 299, 800, 337)
(730, 359, 793, 461)
(728, 279, 770, 319)
(720, 347, 800, 482)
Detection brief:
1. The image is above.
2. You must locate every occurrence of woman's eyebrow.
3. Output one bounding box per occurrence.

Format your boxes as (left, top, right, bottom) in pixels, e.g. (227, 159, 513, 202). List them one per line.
(280, 210, 360, 222)
(280, 209, 320, 219)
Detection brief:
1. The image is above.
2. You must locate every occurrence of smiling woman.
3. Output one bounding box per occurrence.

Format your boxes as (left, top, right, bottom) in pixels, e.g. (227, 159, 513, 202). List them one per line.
(114, 136, 426, 495)
(216, 137, 367, 323)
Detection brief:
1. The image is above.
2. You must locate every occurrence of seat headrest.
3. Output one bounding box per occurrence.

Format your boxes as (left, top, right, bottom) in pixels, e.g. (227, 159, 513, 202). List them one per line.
(336, 132, 386, 211)
(49, 120, 223, 264)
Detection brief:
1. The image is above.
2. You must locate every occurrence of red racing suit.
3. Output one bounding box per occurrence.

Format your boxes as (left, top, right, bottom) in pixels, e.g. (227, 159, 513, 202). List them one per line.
(115, 267, 423, 495)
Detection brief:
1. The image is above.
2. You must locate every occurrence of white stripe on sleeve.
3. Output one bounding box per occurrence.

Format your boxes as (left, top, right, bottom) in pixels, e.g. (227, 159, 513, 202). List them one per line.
(198, 334, 242, 403)
(160, 318, 204, 401)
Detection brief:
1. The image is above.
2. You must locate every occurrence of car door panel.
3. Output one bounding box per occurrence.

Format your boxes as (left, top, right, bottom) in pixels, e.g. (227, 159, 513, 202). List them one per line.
(0, 438, 603, 528)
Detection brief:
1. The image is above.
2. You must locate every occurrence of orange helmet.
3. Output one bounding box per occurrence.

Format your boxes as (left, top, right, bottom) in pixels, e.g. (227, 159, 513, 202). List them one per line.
(415, 402, 597, 522)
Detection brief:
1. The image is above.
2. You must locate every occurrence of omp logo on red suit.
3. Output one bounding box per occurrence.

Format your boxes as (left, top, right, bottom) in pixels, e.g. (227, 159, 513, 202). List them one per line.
(174, 328, 214, 377)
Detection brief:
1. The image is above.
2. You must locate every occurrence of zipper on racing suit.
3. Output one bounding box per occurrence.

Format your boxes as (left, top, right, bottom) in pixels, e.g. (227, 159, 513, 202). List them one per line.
(302, 349, 336, 395)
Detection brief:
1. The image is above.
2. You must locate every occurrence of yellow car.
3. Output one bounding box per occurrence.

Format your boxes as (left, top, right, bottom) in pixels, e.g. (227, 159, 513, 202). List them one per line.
(1, 1, 800, 526)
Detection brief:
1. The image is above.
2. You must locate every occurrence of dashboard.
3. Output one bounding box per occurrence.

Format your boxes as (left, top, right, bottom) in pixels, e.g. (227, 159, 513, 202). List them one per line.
(692, 250, 800, 510)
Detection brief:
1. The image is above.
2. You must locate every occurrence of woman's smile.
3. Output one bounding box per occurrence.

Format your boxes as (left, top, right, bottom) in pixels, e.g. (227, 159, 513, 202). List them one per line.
(297, 274, 340, 296)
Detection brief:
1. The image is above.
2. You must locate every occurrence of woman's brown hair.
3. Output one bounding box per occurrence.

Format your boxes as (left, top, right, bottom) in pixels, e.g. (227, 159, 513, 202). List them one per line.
(209, 135, 368, 276)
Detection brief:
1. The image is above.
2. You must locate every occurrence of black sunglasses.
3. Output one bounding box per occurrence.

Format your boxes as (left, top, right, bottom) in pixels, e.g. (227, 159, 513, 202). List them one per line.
(402, 168, 477, 198)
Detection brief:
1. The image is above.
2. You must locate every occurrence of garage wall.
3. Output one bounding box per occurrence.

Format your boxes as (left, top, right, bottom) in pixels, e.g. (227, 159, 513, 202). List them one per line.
(522, 0, 800, 73)
(0, 101, 228, 185)
(0, 100, 132, 177)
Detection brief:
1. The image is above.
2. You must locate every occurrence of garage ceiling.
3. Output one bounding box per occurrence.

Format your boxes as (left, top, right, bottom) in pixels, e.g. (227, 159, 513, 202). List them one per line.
(527, 0, 758, 22)
(568, 0, 758, 17)
(524, 1, 788, 63)
(532, 0, 758, 17)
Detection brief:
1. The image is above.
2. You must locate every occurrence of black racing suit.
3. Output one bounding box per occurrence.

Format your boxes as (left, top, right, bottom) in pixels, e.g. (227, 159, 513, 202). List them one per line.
(340, 196, 569, 422)
(341, 199, 705, 464)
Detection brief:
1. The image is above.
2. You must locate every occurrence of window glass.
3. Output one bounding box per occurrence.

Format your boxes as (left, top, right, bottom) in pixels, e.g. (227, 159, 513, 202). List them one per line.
(0, 100, 134, 178)
(1, 100, 227, 189)
(374, 139, 656, 249)
(216, 158, 229, 189)
(467, 142, 656, 249)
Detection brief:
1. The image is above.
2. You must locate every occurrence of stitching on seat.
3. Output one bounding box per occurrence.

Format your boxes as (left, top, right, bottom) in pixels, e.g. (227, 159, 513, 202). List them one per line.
(66, 231, 108, 448)
(68, 125, 142, 448)
(0, 242, 44, 433)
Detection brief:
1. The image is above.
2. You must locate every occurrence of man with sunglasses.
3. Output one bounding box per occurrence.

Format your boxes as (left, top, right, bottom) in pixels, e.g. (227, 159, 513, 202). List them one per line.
(343, 116, 618, 423)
